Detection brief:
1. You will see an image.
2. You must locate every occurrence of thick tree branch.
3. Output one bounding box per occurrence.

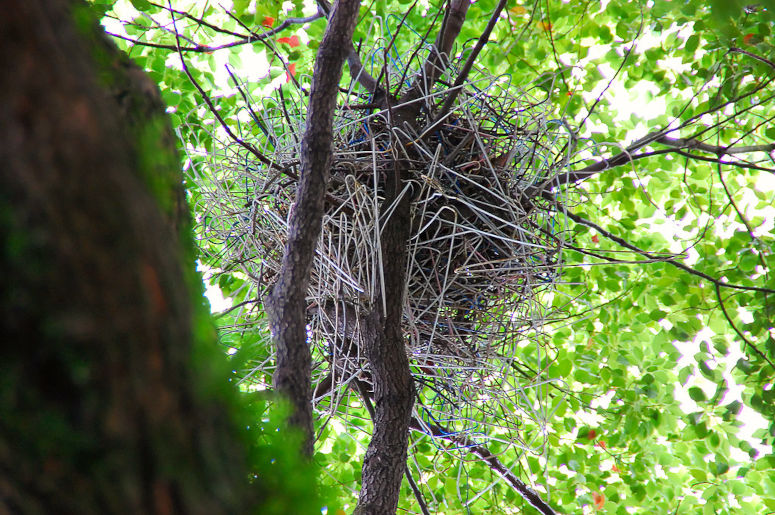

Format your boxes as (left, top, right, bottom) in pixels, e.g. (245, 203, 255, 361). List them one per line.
(394, 0, 471, 124)
(354, 4, 485, 510)
(425, 0, 508, 135)
(350, 377, 430, 515)
(426, 0, 470, 80)
(265, 0, 360, 457)
(354, 163, 416, 515)
(346, 46, 385, 96)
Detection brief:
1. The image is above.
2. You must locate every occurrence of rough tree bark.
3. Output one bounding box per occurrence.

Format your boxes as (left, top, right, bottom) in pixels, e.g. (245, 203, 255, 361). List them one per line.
(266, 0, 361, 458)
(0, 1, 255, 512)
(352, 2, 471, 512)
(353, 162, 415, 515)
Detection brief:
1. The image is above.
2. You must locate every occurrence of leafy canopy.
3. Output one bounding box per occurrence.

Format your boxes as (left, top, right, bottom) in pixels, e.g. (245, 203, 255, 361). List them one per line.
(97, 0, 775, 513)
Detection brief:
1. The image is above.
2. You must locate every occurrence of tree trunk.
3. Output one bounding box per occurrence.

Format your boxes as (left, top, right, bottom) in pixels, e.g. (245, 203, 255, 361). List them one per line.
(354, 163, 415, 514)
(266, 0, 361, 457)
(0, 1, 254, 512)
(353, 2, 470, 512)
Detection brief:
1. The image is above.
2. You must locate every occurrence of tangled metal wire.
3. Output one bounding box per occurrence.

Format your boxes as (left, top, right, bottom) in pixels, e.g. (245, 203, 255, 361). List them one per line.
(186, 17, 582, 501)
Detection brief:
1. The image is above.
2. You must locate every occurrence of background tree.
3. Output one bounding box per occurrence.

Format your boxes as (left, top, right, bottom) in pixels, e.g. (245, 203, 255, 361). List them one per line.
(0, 1, 322, 513)
(98, 0, 775, 513)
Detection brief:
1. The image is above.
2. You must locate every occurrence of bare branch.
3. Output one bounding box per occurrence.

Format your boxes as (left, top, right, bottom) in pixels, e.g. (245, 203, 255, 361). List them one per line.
(564, 209, 775, 295)
(404, 462, 431, 515)
(577, 6, 644, 129)
(425, 0, 508, 134)
(409, 418, 557, 515)
(108, 12, 323, 53)
(346, 45, 384, 95)
(730, 46, 775, 69)
(396, 0, 471, 122)
(534, 78, 775, 192)
(668, 148, 775, 174)
(316, 0, 387, 97)
(657, 136, 775, 157)
(149, 1, 249, 38)
(168, 4, 283, 173)
(715, 285, 775, 370)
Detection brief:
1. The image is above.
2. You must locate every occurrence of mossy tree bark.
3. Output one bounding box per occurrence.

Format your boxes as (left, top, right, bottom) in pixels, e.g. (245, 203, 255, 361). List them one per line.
(0, 1, 254, 512)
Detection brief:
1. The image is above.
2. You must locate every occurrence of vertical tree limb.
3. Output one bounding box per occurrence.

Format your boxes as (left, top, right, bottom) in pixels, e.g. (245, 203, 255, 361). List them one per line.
(355, 179, 416, 514)
(395, 0, 471, 125)
(265, 0, 361, 457)
(427, 0, 508, 132)
(354, 2, 475, 511)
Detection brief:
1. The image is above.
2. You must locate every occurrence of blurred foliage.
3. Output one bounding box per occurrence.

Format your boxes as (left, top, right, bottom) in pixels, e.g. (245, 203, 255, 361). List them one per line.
(94, 0, 775, 512)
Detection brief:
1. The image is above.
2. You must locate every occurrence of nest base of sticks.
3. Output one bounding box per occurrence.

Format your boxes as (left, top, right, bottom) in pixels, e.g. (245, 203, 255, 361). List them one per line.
(191, 51, 574, 446)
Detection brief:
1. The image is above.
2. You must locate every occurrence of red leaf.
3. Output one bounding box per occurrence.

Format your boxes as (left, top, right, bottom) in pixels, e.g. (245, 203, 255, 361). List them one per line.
(262, 16, 274, 28)
(597, 440, 607, 449)
(285, 63, 296, 82)
(592, 492, 605, 510)
(278, 35, 300, 47)
(591, 234, 599, 243)
(587, 429, 597, 439)
(743, 33, 757, 45)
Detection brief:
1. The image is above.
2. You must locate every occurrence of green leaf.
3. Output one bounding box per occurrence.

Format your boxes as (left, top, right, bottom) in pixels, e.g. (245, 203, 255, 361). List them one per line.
(689, 468, 707, 482)
(685, 34, 700, 53)
(688, 387, 707, 402)
(129, 0, 152, 10)
(232, 0, 250, 16)
(713, 457, 730, 476)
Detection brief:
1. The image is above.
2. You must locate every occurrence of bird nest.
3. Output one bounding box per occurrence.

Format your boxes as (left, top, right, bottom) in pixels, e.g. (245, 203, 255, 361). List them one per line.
(187, 35, 576, 449)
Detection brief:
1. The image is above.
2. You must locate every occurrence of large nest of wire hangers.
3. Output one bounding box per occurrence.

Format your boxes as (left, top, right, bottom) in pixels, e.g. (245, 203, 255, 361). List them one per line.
(189, 37, 576, 441)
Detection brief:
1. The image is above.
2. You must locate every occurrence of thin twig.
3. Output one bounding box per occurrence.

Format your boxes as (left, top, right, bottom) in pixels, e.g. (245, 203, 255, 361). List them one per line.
(168, 7, 285, 172)
(715, 284, 775, 370)
(658, 136, 775, 156)
(409, 417, 557, 515)
(730, 47, 775, 69)
(565, 209, 775, 294)
(109, 12, 323, 53)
